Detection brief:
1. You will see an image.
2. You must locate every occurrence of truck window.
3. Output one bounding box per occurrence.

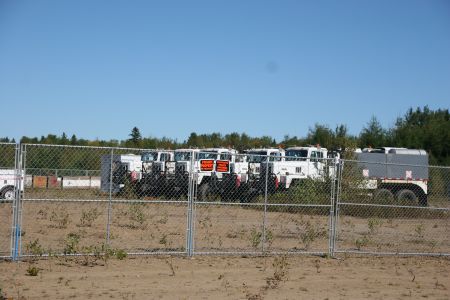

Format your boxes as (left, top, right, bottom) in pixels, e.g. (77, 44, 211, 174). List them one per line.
(285, 150, 308, 161)
(220, 153, 231, 161)
(175, 152, 191, 162)
(142, 152, 158, 162)
(199, 152, 217, 160)
(247, 151, 267, 163)
(269, 152, 281, 161)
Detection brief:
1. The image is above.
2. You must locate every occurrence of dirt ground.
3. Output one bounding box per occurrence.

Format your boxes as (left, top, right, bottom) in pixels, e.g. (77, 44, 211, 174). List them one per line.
(1, 201, 449, 257)
(0, 255, 449, 299)
(1, 191, 449, 299)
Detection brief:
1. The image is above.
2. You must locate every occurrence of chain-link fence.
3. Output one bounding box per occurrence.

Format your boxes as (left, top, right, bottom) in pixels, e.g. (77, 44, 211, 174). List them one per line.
(2, 144, 449, 260)
(334, 159, 450, 256)
(190, 150, 334, 255)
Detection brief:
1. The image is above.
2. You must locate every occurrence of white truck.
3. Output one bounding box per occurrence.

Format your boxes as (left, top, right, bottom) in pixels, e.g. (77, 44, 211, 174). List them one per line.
(260, 146, 330, 193)
(216, 151, 249, 200)
(139, 150, 175, 196)
(0, 169, 18, 201)
(259, 145, 429, 205)
(246, 148, 285, 194)
(173, 148, 242, 200)
(100, 154, 143, 194)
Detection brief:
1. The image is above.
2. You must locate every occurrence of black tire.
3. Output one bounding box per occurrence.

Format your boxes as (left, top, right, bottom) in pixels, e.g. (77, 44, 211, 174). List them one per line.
(1, 186, 15, 201)
(198, 183, 211, 201)
(395, 189, 418, 204)
(373, 188, 394, 204)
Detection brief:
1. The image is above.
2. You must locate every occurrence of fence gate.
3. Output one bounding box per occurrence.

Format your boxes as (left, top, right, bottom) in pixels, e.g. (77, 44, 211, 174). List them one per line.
(0, 143, 19, 259)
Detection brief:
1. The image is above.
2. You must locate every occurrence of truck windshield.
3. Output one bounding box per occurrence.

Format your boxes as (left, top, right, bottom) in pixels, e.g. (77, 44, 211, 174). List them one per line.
(198, 151, 218, 160)
(285, 150, 308, 161)
(141, 152, 158, 162)
(175, 151, 191, 162)
(247, 151, 267, 163)
(219, 153, 231, 160)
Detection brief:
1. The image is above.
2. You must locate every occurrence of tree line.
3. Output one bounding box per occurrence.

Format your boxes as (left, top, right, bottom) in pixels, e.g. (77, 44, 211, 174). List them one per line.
(1, 106, 449, 165)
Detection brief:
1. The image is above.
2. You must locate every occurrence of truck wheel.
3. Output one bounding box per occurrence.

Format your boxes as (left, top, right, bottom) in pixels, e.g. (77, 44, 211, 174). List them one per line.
(395, 189, 418, 204)
(198, 183, 211, 201)
(373, 189, 394, 204)
(1, 186, 15, 201)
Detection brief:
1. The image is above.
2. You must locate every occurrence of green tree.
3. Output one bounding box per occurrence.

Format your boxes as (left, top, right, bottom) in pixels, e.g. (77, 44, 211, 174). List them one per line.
(128, 127, 142, 148)
(359, 116, 387, 148)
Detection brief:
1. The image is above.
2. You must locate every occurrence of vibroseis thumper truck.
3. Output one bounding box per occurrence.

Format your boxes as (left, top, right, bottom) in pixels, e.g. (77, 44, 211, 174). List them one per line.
(101, 154, 143, 194)
(173, 148, 240, 200)
(215, 151, 249, 200)
(260, 146, 331, 193)
(139, 150, 174, 196)
(245, 148, 285, 193)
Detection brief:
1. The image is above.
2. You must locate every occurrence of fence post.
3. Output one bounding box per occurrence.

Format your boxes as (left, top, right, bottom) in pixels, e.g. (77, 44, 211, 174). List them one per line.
(186, 150, 195, 256)
(11, 143, 24, 261)
(106, 148, 114, 247)
(328, 159, 337, 257)
(262, 157, 269, 254)
(330, 160, 344, 256)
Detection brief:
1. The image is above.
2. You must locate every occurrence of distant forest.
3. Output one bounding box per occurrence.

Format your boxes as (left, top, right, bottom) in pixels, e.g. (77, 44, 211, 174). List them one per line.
(1, 106, 449, 165)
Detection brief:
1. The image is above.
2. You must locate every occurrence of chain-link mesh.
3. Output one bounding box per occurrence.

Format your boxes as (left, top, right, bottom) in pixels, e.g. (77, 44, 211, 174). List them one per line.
(191, 151, 334, 255)
(0, 143, 16, 258)
(335, 160, 450, 255)
(8, 144, 450, 258)
(20, 145, 188, 256)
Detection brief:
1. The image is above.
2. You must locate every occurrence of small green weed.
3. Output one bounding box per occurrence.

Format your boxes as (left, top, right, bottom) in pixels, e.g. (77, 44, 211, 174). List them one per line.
(26, 265, 40, 276)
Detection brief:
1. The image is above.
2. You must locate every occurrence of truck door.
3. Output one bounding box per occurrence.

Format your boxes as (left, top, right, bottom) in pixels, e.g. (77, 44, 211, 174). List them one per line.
(311, 151, 324, 178)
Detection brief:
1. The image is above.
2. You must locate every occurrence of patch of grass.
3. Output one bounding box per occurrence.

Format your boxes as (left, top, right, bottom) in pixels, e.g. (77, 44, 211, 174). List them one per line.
(79, 207, 100, 227)
(115, 249, 127, 260)
(299, 221, 327, 250)
(249, 228, 273, 250)
(25, 239, 44, 258)
(64, 232, 81, 255)
(128, 204, 147, 229)
(26, 265, 40, 276)
(265, 256, 289, 289)
(49, 207, 70, 228)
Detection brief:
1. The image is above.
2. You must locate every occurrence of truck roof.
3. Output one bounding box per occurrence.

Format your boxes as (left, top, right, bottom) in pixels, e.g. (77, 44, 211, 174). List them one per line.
(286, 146, 327, 151)
(361, 147, 427, 155)
(246, 148, 284, 153)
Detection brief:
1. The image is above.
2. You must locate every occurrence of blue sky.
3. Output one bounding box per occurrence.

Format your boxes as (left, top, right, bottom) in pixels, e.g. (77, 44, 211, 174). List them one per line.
(1, 0, 449, 142)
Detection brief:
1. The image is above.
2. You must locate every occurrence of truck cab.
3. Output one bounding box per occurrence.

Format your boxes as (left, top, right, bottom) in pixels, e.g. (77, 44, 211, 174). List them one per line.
(261, 146, 328, 191)
(100, 154, 143, 194)
(174, 148, 239, 200)
(140, 150, 175, 196)
(246, 148, 285, 193)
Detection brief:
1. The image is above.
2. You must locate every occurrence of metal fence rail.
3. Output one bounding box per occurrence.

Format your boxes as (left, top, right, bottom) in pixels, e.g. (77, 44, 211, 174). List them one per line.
(1, 144, 449, 260)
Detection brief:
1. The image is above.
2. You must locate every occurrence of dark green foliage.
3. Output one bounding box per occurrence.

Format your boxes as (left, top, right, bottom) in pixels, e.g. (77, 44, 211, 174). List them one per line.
(0, 106, 446, 169)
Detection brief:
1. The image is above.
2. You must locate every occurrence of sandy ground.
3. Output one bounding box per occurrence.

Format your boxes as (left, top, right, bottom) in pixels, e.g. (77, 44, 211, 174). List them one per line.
(1, 201, 448, 257)
(0, 255, 449, 299)
(1, 190, 449, 299)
